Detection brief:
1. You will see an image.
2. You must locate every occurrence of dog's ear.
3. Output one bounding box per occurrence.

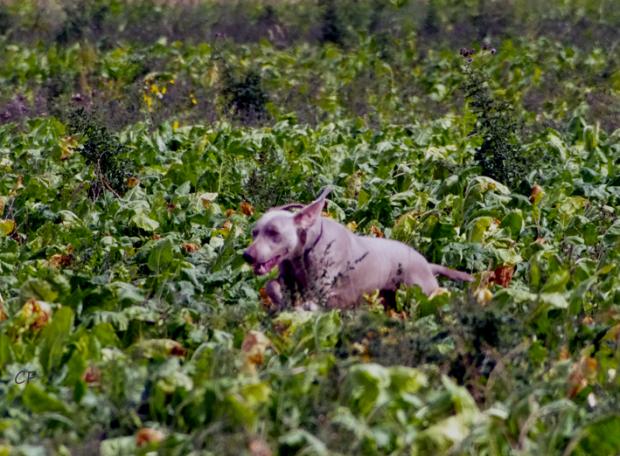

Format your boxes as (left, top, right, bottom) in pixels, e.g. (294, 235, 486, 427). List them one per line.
(315, 186, 332, 201)
(294, 186, 331, 229)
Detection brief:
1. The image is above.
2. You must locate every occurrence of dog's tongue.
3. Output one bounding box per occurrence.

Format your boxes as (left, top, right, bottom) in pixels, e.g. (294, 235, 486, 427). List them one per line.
(255, 256, 279, 275)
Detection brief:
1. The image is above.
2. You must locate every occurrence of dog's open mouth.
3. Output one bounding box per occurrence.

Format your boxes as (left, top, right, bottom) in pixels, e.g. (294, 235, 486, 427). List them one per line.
(254, 255, 281, 275)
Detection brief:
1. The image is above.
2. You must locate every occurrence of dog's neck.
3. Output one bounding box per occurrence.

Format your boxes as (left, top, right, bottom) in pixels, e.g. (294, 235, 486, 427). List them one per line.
(280, 221, 324, 294)
(303, 220, 324, 257)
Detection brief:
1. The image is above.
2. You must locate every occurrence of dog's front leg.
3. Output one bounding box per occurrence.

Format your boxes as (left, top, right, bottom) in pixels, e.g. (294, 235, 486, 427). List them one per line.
(265, 279, 285, 310)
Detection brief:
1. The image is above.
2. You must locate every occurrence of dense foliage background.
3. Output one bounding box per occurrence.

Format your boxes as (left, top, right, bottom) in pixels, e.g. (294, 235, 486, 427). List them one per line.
(0, 0, 619, 454)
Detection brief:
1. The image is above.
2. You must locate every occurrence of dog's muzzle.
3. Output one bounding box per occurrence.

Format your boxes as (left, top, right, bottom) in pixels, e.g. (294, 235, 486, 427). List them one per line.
(242, 250, 254, 264)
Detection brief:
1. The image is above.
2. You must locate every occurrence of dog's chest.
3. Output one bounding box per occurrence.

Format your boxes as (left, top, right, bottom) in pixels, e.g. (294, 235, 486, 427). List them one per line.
(279, 251, 334, 303)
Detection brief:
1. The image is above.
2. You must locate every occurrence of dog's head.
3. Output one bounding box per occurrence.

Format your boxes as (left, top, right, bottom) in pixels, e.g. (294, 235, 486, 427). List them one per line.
(243, 187, 331, 275)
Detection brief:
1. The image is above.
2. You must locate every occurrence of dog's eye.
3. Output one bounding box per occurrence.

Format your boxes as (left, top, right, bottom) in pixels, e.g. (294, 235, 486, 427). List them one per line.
(266, 228, 280, 241)
(251, 229, 258, 238)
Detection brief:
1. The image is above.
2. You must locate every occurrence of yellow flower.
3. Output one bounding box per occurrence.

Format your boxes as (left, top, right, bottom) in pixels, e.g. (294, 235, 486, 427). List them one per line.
(346, 221, 357, 231)
(143, 94, 153, 111)
(190, 93, 197, 105)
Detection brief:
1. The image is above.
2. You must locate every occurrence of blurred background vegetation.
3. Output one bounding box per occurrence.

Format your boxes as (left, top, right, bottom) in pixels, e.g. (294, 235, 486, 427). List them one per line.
(0, 0, 618, 131)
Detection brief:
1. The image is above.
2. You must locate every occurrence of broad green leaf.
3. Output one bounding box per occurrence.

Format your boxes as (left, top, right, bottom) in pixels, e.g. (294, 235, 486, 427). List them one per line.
(540, 292, 569, 309)
(279, 429, 329, 456)
(0, 334, 13, 366)
(389, 366, 428, 394)
(147, 238, 174, 272)
(111, 282, 145, 304)
(100, 437, 136, 456)
(467, 216, 496, 242)
(541, 269, 570, 293)
(575, 415, 620, 455)
(20, 279, 58, 303)
(495, 248, 523, 265)
(348, 363, 391, 416)
(129, 338, 186, 359)
(131, 212, 160, 232)
(313, 311, 341, 349)
(39, 306, 74, 376)
(530, 256, 542, 289)
(22, 383, 70, 415)
(500, 210, 523, 236)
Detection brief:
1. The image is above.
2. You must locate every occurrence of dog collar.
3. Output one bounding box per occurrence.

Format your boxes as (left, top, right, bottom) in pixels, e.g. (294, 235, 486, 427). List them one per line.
(303, 221, 324, 257)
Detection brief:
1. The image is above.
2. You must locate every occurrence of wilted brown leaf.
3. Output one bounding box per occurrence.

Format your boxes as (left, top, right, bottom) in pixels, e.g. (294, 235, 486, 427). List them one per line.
(259, 287, 276, 312)
(9, 176, 24, 196)
(242, 330, 272, 372)
(0, 293, 7, 321)
(182, 242, 200, 253)
(127, 176, 140, 188)
(222, 220, 232, 231)
(369, 225, 384, 238)
(387, 309, 407, 320)
(169, 341, 187, 357)
(18, 299, 52, 330)
(582, 316, 594, 326)
(490, 264, 515, 287)
(59, 136, 78, 160)
(49, 253, 73, 269)
(240, 201, 255, 216)
(136, 428, 165, 446)
(530, 184, 544, 204)
(568, 355, 598, 398)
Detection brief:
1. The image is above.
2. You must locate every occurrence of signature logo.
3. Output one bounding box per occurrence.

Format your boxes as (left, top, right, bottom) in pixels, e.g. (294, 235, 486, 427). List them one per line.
(14, 369, 37, 384)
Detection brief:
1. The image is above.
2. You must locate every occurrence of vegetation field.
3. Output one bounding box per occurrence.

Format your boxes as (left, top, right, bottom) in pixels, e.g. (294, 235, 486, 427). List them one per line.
(0, 0, 619, 454)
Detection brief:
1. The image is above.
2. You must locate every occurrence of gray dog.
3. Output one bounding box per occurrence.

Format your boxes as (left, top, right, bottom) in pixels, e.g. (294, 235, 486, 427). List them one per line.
(243, 188, 473, 310)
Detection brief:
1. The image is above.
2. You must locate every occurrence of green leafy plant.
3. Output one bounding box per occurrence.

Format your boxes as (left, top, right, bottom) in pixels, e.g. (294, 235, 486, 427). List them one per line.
(222, 68, 270, 123)
(462, 47, 529, 189)
(67, 108, 134, 197)
(319, 0, 345, 45)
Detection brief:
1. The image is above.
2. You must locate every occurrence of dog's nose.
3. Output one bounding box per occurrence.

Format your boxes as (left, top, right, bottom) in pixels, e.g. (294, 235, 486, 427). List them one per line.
(242, 251, 254, 264)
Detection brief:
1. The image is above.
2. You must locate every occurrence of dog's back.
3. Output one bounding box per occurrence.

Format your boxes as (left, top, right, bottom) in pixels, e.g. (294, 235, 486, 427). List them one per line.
(309, 219, 440, 307)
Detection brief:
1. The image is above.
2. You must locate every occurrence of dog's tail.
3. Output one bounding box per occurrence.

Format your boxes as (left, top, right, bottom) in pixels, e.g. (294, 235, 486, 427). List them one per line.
(430, 264, 474, 282)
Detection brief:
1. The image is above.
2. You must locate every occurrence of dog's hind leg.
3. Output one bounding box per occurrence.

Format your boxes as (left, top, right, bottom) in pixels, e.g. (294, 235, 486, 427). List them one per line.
(404, 267, 439, 296)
